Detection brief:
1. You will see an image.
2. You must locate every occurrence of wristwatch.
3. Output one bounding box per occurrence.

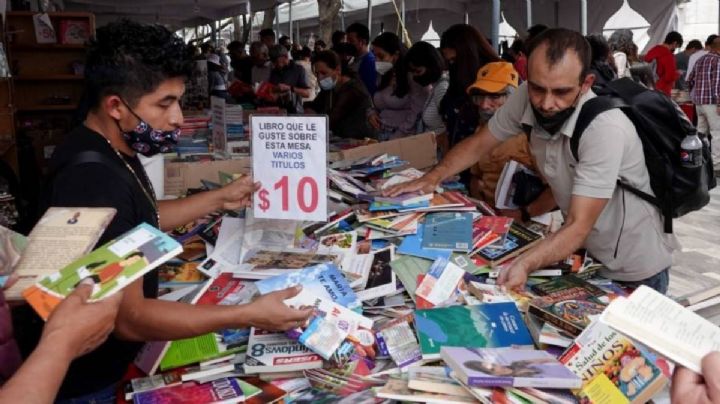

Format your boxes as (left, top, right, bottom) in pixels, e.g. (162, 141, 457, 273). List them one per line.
(520, 206, 531, 222)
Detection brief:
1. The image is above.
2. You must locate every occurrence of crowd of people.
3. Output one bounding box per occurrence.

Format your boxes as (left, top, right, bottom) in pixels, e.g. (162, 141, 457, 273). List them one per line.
(0, 17, 719, 404)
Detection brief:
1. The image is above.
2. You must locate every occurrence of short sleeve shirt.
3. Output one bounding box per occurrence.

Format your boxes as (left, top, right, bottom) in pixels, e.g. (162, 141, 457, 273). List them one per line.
(488, 83, 679, 281)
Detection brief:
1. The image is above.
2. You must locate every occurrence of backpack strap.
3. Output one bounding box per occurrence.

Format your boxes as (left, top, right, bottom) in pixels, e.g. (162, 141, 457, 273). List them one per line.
(570, 96, 628, 161)
(49, 151, 135, 191)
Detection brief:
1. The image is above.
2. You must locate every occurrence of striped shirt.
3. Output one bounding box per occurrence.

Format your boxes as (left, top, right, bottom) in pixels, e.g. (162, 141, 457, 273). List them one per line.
(688, 52, 720, 105)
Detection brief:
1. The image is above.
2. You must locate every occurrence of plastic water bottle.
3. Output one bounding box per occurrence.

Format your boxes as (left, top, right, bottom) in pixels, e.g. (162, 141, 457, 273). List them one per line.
(680, 133, 703, 168)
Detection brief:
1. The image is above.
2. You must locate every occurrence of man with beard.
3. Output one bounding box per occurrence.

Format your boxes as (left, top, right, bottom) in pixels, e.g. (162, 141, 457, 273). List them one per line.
(386, 28, 678, 294)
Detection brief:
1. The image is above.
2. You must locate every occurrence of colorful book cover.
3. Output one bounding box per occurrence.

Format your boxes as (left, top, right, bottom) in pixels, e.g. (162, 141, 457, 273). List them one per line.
(24, 223, 181, 320)
(441, 347, 582, 389)
(158, 261, 206, 288)
(577, 374, 630, 404)
(243, 377, 288, 404)
(132, 377, 244, 404)
(528, 289, 606, 337)
(414, 257, 466, 308)
(530, 274, 607, 297)
(243, 328, 324, 373)
(254, 263, 360, 310)
(559, 321, 668, 403)
(414, 303, 534, 360)
(240, 249, 339, 277)
(473, 216, 513, 250)
(421, 212, 473, 251)
(159, 273, 257, 371)
(474, 222, 543, 266)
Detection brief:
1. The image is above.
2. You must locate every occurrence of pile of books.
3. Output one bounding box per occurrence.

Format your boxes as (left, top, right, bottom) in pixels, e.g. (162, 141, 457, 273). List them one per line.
(6, 153, 720, 404)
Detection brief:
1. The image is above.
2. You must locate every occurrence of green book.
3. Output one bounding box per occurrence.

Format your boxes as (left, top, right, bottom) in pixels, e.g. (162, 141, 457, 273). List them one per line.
(413, 303, 534, 360)
(160, 333, 245, 371)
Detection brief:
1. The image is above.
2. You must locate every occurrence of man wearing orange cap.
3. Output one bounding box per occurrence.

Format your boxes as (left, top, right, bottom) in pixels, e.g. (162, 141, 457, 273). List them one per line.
(466, 62, 557, 222)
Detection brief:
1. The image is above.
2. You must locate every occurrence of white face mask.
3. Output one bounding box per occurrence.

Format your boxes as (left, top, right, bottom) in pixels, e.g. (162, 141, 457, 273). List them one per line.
(375, 61, 394, 75)
(319, 76, 336, 90)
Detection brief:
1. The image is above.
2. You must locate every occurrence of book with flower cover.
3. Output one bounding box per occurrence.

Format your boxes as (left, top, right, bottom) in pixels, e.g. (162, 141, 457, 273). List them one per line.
(24, 222, 181, 320)
(559, 321, 668, 403)
(441, 347, 582, 389)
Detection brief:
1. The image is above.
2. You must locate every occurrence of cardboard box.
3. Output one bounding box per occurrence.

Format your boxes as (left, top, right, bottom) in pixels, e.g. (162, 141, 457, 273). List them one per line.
(332, 132, 437, 170)
(164, 158, 251, 197)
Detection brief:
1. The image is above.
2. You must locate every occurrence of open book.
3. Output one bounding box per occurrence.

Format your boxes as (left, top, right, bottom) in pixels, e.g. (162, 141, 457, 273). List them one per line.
(5, 207, 116, 300)
(600, 285, 720, 374)
(23, 222, 181, 320)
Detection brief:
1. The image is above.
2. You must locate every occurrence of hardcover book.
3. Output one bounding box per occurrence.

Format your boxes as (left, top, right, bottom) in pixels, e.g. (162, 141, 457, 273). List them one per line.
(24, 222, 181, 320)
(414, 303, 534, 360)
(441, 347, 581, 389)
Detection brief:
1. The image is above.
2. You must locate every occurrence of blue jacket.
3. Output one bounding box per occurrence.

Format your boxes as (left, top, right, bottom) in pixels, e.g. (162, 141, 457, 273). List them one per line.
(358, 52, 377, 96)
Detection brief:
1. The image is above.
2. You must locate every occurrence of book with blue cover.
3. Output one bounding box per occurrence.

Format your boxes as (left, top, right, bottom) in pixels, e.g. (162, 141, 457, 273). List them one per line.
(397, 224, 453, 262)
(254, 263, 361, 310)
(421, 212, 473, 252)
(414, 303, 534, 360)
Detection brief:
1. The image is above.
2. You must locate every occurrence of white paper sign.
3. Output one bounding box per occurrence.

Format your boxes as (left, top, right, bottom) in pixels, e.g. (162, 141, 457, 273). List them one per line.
(251, 115, 327, 221)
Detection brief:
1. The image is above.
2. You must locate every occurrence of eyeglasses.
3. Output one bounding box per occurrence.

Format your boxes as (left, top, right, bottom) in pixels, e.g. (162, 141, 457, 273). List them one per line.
(472, 93, 508, 103)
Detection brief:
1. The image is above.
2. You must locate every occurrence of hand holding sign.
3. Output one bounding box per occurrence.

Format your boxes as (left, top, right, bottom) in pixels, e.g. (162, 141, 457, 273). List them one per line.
(251, 115, 328, 221)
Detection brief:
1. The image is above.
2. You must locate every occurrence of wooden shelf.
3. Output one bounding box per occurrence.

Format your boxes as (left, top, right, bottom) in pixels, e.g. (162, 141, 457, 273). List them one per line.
(8, 43, 85, 50)
(16, 104, 77, 112)
(14, 74, 83, 81)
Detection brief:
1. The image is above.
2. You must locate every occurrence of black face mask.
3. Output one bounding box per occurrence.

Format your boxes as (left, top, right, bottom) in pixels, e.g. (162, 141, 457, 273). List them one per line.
(531, 90, 582, 135)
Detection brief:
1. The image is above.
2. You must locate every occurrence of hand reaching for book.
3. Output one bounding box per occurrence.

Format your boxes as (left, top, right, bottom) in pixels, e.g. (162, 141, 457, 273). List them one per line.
(497, 261, 530, 292)
(246, 286, 313, 331)
(40, 278, 123, 359)
(671, 352, 720, 404)
(383, 172, 440, 197)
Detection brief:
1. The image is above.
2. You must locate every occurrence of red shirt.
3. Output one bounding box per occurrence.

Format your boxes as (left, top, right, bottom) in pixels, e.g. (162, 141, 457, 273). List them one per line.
(514, 55, 527, 81)
(644, 45, 680, 96)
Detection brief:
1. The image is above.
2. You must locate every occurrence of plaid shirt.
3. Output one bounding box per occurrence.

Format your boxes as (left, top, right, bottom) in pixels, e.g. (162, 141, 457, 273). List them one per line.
(688, 52, 720, 105)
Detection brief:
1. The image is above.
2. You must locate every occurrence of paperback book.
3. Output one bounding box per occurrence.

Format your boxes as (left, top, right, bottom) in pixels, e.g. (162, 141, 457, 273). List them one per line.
(473, 223, 543, 267)
(421, 212, 473, 251)
(243, 328, 324, 373)
(24, 222, 181, 320)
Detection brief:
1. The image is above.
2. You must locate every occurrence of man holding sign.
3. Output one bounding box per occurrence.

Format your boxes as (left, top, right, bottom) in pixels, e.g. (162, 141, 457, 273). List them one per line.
(251, 115, 328, 221)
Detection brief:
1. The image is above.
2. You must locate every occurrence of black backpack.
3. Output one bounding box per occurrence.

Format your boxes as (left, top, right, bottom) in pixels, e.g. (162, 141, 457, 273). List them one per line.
(571, 77, 716, 233)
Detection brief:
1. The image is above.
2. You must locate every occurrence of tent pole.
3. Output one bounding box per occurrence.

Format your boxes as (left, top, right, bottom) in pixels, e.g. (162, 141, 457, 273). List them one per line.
(367, 0, 373, 38)
(492, 0, 500, 51)
(580, 0, 587, 35)
(526, 0, 532, 29)
(289, 0, 293, 43)
(275, 3, 280, 38)
(401, 0, 406, 30)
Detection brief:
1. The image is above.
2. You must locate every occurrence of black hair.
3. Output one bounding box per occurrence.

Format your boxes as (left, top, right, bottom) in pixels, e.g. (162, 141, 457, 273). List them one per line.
(313, 50, 341, 70)
(126, 251, 145, 259)
(510, 38, 525, 54)
(346, 23, 370, 44)
(332, 30, 346, 46)
(227, 40, 243, 53)
(664, 31, 683, 46)
(86, 260, 107, 270)
(372, 32, 410, 98)
(279, 35, 291, 46)
(406, 41, 445, 84)
(527, 24, 548, 40)
(686, 39, 703, 50)
(83, 19, 193, 110)
(706, 34, 719, 46)
(527, 28, 591, 83)
(259, 28, 276, 40)
(586, 34, 610, 62)
(292, 46, 312, 61)
(440, 24, 499, 100)
(314, 39, 326, 48)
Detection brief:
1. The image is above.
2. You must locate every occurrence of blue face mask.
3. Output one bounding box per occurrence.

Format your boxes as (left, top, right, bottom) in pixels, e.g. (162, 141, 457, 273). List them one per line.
(119, 101, 180, 156)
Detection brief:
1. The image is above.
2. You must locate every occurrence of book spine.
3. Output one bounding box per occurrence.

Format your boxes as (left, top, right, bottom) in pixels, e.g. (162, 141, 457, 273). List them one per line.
(528, 305, 583, 336)
(515, 377, 581, 389)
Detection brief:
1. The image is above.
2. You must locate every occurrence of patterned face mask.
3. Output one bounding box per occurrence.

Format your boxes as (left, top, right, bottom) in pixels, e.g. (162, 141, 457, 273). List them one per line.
(118, 100, 179, 156)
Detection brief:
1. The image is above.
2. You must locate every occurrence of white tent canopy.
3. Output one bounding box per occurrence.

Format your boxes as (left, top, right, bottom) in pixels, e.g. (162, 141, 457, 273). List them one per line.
(62, 0, 680, 53)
